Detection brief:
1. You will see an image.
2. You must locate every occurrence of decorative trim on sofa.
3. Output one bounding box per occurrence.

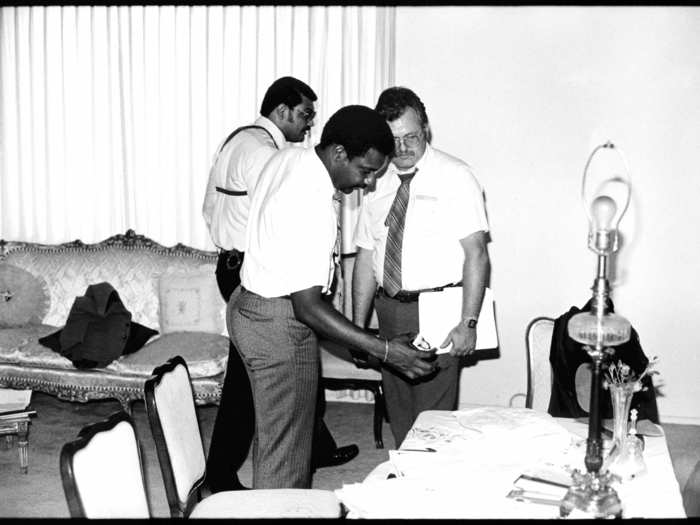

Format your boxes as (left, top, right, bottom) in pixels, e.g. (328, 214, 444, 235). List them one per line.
(0, 365, 223, 413)
(1, 229, 217, 262)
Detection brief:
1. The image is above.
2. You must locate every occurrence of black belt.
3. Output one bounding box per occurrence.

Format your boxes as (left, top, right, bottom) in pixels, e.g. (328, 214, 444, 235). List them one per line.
(377, 282, 462, 303)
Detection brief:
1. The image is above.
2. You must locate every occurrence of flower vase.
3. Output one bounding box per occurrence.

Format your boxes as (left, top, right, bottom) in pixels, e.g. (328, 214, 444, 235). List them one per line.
(609, 383, 635, 451)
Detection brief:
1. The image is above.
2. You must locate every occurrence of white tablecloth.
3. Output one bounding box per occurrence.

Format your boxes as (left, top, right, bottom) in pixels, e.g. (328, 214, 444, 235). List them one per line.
(336, 407, 687, 519)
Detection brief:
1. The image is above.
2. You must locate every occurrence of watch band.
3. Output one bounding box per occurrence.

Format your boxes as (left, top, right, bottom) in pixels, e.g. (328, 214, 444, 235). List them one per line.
(462, 317, 478, 329)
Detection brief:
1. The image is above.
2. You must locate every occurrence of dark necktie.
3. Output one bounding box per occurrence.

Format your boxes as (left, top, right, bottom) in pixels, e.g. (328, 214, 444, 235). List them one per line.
(382, 170, 417, 297)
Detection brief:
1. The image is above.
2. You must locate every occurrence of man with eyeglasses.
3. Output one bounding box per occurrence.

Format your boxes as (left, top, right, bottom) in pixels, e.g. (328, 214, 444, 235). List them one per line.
(202, 76, 357, 494)
(231, 105, 437, 488)
(351, 86, 491, 447)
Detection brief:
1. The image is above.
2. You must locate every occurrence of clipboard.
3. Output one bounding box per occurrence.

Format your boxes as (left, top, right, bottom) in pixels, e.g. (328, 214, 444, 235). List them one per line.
(416, 287, 498, 354)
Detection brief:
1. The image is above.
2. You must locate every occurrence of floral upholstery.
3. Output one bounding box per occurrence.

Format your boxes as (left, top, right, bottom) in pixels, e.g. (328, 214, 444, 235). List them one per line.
(0, 264, 51, 327)
(2, 242, 226, 334)
(0, 230, 228, 409)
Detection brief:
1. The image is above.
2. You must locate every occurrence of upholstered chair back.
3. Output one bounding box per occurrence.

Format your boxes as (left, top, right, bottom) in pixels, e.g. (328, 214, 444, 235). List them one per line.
(525, 317, 555, 412)
(145, 358, 344, 519)
(60, 411, 150, 518)
(145, 356, 206, 516)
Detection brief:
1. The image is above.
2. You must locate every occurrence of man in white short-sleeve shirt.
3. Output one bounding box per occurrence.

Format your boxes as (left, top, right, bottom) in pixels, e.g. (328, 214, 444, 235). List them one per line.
(352, 87, 491, 446)
(231, 105, 438, 489)
(201, 77, 357, 493)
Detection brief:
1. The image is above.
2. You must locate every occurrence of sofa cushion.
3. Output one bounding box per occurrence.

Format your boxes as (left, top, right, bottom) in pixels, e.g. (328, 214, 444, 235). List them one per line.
(108, 331, 228, 378)
(0, 324, 74, 369)
(38, 322, 158, 357)
(0, 325, 227, 379)
(158, 269, 224, 335)
(0, 264, 50, 327)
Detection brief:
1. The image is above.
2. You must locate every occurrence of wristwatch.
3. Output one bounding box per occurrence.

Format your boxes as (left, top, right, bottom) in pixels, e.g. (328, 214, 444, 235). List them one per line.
(462, 317, 478, 329)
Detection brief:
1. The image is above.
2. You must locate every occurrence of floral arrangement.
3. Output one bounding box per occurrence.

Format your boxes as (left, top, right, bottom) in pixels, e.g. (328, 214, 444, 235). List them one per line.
(604, 355, 659, 392)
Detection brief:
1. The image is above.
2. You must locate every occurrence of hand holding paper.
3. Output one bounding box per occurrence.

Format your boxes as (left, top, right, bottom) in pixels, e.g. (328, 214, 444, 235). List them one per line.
(415, 287, 498, 355)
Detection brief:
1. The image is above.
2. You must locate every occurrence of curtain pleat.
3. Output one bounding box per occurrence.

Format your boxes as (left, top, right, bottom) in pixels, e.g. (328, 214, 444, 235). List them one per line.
(0, 5, 395, 252)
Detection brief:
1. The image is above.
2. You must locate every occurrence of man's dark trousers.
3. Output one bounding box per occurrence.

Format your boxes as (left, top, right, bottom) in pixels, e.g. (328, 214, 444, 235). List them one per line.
(205, 250, 338, 491)
(204, 250, 254, 491)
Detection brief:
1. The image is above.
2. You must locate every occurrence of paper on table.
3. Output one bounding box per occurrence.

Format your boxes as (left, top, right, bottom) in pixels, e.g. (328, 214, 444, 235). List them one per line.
(0, 389, 32, 413)
(417, 286, 498, 354)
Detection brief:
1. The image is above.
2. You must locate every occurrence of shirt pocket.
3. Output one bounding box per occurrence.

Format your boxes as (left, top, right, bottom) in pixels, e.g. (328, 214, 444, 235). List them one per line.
(409, 194, 440, 235)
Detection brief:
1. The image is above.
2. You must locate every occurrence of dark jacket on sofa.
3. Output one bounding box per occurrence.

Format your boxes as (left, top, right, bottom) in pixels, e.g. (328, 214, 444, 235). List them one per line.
(39, 282, 156, 368)
(548, 300, 659, 424)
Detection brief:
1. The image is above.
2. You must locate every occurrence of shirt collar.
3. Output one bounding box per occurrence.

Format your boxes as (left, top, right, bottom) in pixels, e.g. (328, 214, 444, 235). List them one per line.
(254, 115, 287, 150)
(307, 148, 337, 198)
(391, 143, 433, 179)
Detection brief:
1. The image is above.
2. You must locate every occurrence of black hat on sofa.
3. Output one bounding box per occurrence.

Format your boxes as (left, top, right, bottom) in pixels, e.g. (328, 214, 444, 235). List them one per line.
(39, 282, 157, 369)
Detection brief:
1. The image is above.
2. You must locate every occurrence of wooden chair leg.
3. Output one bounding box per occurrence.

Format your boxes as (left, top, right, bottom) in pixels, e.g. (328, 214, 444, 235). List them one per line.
(373, 384, 385, 449)
(16, 420, 29, 474)
(117, 397, 133, 415)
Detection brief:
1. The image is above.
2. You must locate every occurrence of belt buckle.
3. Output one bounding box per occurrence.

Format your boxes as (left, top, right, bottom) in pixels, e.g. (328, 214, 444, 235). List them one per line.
(397, 291, 418, 303)
(225, 250, 242, 270)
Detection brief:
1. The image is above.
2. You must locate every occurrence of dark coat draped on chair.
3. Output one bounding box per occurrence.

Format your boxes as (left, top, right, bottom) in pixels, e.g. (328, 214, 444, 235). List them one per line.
(547, 300, 659, 424)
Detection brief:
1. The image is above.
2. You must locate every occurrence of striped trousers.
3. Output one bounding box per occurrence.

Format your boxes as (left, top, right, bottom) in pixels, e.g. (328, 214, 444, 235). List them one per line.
(228, 288, 318, 488)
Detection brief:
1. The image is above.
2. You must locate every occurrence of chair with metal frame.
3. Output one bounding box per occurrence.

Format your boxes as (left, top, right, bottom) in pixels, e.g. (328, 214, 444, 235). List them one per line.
(59, 410, 150, 518)
(144, 355, 342, 519)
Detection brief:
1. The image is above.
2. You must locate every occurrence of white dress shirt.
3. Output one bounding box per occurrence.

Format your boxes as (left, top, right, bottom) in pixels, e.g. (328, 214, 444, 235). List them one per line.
(353, 144, 489, 291)
(202, 116, 287, 251)
(242, 147, 337, 298)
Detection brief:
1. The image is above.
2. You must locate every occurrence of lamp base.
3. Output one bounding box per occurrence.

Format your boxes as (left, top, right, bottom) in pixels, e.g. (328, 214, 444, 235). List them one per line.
(559, 469, 622, 519)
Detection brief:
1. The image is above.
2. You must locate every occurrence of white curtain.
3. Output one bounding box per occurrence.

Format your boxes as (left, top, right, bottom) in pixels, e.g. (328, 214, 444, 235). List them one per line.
(0, 5, 395, 251)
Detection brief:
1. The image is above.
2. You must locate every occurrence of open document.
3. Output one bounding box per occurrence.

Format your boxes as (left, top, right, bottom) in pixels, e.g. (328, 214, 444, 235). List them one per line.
(415, 286, 498, 354)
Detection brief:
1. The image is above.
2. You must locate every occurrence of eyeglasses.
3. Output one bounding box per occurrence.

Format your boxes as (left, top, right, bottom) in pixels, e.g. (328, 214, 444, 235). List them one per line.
(394, 131, 423, 149)
(297, 108, 316, 123)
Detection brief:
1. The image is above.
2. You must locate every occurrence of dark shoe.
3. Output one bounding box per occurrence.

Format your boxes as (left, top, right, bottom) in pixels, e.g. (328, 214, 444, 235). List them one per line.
(314, 444, 359, 469)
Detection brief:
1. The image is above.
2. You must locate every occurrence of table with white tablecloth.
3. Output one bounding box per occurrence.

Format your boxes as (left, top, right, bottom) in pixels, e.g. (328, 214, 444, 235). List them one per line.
(336, 407, 686, 519)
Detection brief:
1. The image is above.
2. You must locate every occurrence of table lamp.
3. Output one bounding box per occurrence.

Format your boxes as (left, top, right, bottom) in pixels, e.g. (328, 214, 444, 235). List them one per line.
(560, 141, 632, 518)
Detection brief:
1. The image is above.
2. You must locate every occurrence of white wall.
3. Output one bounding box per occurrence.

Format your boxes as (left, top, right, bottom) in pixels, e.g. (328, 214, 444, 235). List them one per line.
(395, 6, 700, 424)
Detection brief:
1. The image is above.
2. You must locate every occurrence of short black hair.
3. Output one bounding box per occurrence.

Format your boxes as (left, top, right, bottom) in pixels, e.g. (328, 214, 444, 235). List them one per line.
(318, 105, 394, 159)
(259, 76, 317, 116)
(375, 86, 429, 127)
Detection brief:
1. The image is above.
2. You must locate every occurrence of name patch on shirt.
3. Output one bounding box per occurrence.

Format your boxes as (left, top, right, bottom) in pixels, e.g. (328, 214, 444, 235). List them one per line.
(414, 194, 438, 202)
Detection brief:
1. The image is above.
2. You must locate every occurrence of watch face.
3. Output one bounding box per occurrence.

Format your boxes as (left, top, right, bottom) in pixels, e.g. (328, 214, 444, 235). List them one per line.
(467, 319, 478, 329)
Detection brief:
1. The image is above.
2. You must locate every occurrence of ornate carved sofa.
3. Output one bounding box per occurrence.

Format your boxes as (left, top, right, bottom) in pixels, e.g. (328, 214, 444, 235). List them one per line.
(0, 230, 228, 412)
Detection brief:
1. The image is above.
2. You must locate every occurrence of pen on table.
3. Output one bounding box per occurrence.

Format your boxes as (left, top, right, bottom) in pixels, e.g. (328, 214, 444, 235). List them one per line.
(399, 448, 437, 452)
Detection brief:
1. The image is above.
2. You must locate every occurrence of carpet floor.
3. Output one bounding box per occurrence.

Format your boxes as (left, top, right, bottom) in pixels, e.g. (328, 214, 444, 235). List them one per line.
(0, 392, 395, 518)
(1, 392, 698, 518)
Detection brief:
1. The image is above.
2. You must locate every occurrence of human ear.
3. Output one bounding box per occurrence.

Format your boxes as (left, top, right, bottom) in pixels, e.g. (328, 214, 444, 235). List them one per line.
(332, 145, 348, 164)
(423, 123, 433, 143)
(275, 103, 290, 119)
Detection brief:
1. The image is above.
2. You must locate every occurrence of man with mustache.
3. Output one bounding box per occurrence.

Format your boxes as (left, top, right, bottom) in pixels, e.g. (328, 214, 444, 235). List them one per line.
(351, 87, 491, 447)
(201, 77, 358, 494)
(231, 105, 437, 488)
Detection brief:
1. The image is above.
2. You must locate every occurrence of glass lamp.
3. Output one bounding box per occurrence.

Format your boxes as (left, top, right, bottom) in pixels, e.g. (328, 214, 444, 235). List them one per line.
(560, 142, 632, 518)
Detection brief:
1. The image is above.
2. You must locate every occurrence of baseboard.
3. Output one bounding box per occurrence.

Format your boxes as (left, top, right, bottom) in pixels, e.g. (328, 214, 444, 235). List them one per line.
(660, 414, 700, 426)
